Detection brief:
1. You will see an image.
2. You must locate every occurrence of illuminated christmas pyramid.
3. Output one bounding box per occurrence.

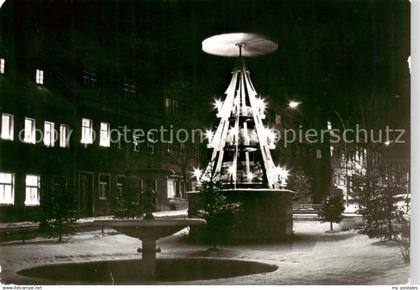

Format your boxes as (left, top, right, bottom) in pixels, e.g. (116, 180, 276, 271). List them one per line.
(200, 33, 288, 189)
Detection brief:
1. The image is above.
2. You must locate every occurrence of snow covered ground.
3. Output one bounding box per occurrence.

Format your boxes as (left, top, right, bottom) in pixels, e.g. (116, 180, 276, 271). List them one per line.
(0, 220, 409, 285)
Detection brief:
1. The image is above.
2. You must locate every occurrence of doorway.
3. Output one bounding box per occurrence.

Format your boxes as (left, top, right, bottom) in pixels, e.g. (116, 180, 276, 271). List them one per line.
(79, 172, 93, 216)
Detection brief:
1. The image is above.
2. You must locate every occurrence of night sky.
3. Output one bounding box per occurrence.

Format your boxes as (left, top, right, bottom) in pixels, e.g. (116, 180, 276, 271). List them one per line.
(0, 0, 411, 131)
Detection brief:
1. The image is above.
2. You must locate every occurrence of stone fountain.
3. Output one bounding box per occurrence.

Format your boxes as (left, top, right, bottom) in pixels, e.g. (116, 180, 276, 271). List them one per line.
(14, 162, 278, 284)
(101, 218, 205, 280)
(96, 178, 205, 281)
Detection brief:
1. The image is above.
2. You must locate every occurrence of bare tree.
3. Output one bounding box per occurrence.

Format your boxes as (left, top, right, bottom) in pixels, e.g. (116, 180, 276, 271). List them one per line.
(162, 80, 210, 193)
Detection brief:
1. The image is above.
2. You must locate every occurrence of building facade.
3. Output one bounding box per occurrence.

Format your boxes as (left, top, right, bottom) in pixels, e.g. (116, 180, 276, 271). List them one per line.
(1, 0, 372, 221)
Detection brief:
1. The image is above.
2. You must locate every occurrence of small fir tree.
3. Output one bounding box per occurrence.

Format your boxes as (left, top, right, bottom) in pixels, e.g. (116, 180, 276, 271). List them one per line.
(197, 179, 241, 249)
(288, 170, 312, 203)
(353, 166, 407, 240)
(39, 181, 77, 242)
(318, 189, 345, 231)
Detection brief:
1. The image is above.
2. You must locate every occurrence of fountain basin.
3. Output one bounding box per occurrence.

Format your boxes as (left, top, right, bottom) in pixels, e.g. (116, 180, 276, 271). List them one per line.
(16, 258, 278, 284)
(188, 189, 293, 243)
(95, 218, 206, 240)
(94, 217, 206, 281)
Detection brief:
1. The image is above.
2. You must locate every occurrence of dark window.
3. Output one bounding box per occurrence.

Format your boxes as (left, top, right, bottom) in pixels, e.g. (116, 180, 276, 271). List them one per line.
(82, 70, 97, 88)
(123, 82, 136, 99)
(98, 174, 110, 200)
(116, 175, 127, 199)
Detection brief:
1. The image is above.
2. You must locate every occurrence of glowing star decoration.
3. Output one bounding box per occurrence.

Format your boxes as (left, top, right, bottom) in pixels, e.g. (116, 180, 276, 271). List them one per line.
(192, 167, 203, 183)
(213, 98, 223, 117)
(275, 166, 289, 188)
(213, 98, 222, 110)
(254, 97, 267, 117)
(258, 98, 267, 111)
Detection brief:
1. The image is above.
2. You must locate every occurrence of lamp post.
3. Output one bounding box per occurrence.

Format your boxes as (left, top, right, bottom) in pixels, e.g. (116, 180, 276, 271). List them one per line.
(279, 100, 301, 163)
(330, 107, 352, 207)
(286, 100, 301, 127)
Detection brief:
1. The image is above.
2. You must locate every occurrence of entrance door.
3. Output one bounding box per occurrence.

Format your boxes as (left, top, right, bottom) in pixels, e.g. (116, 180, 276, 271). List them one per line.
(79, 172, 93, 216)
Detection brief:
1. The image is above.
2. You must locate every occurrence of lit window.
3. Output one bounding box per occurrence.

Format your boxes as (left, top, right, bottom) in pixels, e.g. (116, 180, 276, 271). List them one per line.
(59, 124, 70, 148)
(0, 58, 5, 74)
(164, 98, 178, 114)
(98, 174, 110, 200)
(167, 179, 176, 198)
(25, 175, 40, 206)
(165, 98, 170, 110)
(81, 118, 93, 144)
(24, 118, 36, 144)
(99, 122, 110, 147)
(44, 121, 55, 147)
(35, 69, 44, 85)
(1, 113, 14, 140)
(0, 172, 14, 205)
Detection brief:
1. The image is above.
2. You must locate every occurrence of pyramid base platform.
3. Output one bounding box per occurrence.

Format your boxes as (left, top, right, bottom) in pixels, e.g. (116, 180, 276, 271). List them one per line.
(187, 189, 294, 243)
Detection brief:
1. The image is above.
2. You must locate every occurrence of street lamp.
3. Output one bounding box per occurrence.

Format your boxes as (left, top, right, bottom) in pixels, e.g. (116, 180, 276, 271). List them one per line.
(330, 107, 352, 207)
(288, 100, 301, 110)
